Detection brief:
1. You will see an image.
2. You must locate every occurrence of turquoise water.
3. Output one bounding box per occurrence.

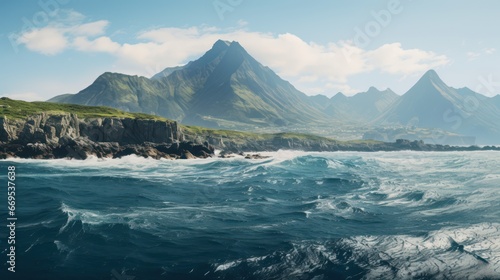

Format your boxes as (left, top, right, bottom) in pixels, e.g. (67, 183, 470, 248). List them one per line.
(1, 151, 499, 279)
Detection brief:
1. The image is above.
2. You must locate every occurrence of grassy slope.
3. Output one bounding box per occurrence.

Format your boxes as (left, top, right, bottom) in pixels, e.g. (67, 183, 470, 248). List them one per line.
(0, 97, 167, 121)
(181, 124, 383, 146)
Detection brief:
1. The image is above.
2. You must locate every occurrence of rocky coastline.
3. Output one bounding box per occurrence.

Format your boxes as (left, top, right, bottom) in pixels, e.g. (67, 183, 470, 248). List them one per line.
(212, 137, 500, 154)
(1, 113, 499, 160)
(0, 113, 213, 160)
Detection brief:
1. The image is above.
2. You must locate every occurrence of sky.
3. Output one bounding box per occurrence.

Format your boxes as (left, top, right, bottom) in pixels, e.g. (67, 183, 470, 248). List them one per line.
(1, 0, 500, 101)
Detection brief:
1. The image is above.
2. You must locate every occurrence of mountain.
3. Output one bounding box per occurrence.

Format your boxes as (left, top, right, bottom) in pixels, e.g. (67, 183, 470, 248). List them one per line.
(50, 72, 186, 120)
(323, 92, 351, 120)
(308, 94, 332, 110)
(375, 70, 500, 144)
(322, 87, 399, 123)
(349, 87, 399, 119)
(50, 40, 327, 129)
(182, 40, 327, 127)
(49, 93, 73, 103)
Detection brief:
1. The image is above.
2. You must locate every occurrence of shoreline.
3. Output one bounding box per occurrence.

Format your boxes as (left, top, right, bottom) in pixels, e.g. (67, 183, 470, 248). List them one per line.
(2, 146, 500, 161)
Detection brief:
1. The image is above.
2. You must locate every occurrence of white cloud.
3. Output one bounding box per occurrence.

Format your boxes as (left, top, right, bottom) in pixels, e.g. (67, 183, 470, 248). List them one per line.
(237, 19, 248, 27)
(17, 27, 68, 55)
(485, 48, 496, 55)
(467, 51, 481, 61)
(55, 10, 87, 25)
(230, 33, 369, 83)
(366, 43, 449, 75)
(138, 27, 203, 43)
(73, 36, 120, 53)
(14, 10, 110, 55)
(72, 20, 109, 36)
(467, 48, 496, 61)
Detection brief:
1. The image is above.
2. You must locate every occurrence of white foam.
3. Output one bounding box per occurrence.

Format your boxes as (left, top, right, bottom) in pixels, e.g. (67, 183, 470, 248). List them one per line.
(343, 223, 500, 279)
(303, 196, 368, 219)
(210, 222, 500, 277)
(215, 260, 242, 272)
(326, 159, 344, 169)
(53, 240, 71, 252)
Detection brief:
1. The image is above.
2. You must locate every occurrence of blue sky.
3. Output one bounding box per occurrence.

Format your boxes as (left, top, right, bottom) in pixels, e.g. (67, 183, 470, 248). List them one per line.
(1, 0, 500, 101)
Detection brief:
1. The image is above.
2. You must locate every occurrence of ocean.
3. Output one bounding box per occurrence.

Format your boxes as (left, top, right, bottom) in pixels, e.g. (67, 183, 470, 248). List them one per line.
(1, 151, 499, 279)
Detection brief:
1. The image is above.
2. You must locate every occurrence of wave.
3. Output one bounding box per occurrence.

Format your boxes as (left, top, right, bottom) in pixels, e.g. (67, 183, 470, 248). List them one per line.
(343, 223, 500, 279)
(59, 202, 250, 233)
(213, 223, 500, 279)
(300, 196, 374, 222)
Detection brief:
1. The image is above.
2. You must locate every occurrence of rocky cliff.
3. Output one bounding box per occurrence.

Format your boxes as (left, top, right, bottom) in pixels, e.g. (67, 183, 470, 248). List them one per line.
(0, 113, 182, 144)
(0, 113, 213, 159)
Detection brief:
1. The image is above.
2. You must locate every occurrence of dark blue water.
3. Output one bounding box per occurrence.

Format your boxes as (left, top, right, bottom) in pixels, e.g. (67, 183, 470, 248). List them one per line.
(1, 151, 499, 279)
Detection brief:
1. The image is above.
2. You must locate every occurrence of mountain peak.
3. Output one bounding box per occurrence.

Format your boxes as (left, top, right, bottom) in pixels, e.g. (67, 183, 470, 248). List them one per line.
(212, 40, 245, 51)
(214, 39, 231, 45)
(331, 92, 347, 100)
(367, 86, 380, 93)
(97, 72, 126, 81)
(212, 39, 231, 51)
(228, 41, 241, 47)
(227, 41, 249, 54)
(411, 69, 447, 90)
(204, 40, 250, 62)
(421, 69, 440, 80)
(360, 87, 397, 98)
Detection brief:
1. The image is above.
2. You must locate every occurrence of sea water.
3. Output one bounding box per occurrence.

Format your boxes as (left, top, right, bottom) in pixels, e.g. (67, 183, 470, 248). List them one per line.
(0, 151, 499, 279)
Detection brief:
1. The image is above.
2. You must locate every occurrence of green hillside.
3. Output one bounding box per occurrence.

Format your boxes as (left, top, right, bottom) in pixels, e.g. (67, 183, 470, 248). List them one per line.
(0, 97, 167, 121)
(50, 72, 186, 121)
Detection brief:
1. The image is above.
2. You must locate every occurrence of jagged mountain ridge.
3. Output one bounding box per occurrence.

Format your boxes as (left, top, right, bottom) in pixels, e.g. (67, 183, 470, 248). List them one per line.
(320, 87, 399, 123)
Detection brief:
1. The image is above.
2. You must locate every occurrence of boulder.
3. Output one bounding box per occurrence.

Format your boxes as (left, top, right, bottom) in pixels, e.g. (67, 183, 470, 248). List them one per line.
(180, 151, 195, 159)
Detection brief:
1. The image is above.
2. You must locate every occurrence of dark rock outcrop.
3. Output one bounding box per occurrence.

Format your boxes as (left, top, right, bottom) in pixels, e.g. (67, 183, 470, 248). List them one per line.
(0, 113, 213, 159)
(244, 153, 271, 160)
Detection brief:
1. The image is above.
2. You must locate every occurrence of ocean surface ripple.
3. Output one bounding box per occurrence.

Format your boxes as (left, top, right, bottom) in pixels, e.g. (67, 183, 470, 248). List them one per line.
(1, 151, 499, 279)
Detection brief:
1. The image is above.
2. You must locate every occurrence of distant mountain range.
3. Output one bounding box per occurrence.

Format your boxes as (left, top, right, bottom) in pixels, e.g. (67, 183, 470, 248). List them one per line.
(49, 40, 500, 144)
(319, 87, 399, 123)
